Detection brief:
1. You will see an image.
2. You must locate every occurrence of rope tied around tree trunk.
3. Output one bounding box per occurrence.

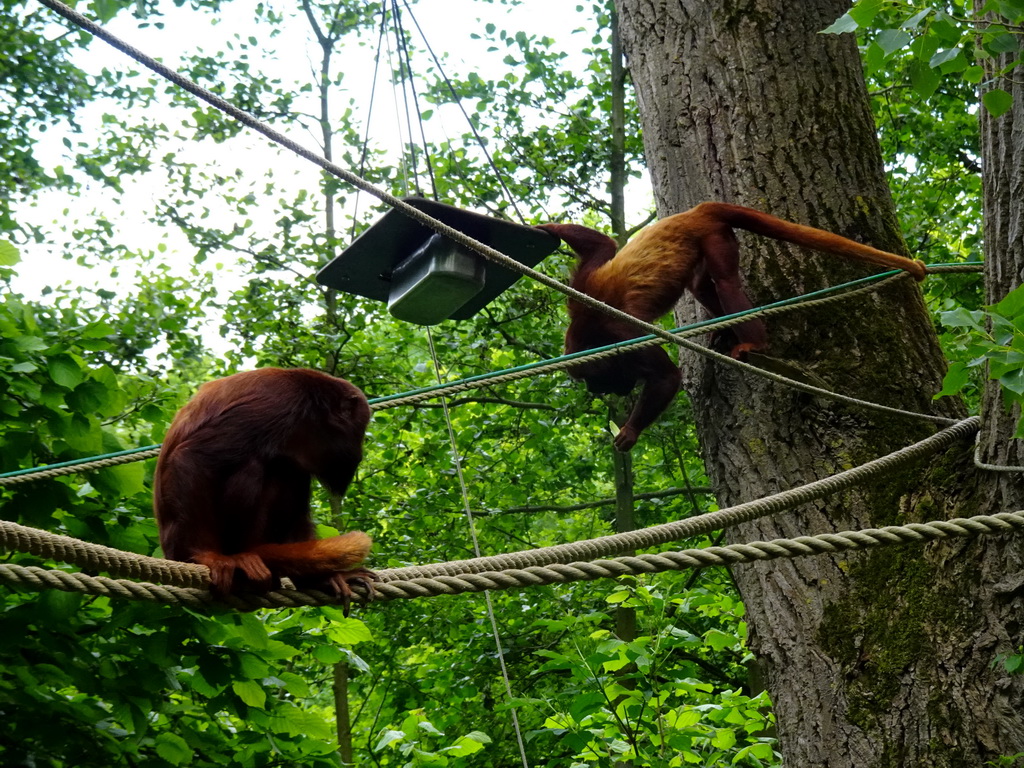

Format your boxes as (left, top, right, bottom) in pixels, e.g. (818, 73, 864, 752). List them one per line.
(3, 507, 1021, 610)
(0, 417, 984, 608)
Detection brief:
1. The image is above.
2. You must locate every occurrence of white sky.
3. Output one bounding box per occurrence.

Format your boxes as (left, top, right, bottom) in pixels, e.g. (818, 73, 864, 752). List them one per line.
(11, 0, 602, 302)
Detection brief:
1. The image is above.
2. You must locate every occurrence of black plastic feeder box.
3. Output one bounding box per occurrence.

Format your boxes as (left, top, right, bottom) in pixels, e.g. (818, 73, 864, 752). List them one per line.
(316, 198, 560, 325)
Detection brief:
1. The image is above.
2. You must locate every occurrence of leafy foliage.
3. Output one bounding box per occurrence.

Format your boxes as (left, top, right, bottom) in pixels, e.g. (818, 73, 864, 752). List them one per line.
(8, 0, 1006, 764)
(824, 0, 1024, 116)
(936, 285, 1024, 435)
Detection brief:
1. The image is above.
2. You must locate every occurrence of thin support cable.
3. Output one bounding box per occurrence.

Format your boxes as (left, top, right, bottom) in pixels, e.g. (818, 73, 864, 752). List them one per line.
(399, 0, 526, 222)
(348, 1, 389, 239)
(974, 434, 1024, 473)
(382, 11, 414, 197)
(425, 329, 530, 768)
(391, 0, 436, 198)
(388, 0, 420, 196)
(1, 269, 965, 486)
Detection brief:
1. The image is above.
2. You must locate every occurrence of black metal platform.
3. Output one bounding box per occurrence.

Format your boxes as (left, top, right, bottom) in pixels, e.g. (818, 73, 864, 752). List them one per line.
(316, 198, 560, 323)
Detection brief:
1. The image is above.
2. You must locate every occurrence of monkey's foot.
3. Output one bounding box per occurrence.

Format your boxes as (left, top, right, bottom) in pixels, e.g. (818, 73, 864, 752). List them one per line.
(327, 567, 379, 616)
(194, 550, 274, 594)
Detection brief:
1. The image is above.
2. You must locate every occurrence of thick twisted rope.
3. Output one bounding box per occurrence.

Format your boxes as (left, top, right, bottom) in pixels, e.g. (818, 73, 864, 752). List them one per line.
(0, 519, 208, 588)
(3, 507, 1020, 609)
(0, 417, 979, 595)
(376, 416, 978, 579)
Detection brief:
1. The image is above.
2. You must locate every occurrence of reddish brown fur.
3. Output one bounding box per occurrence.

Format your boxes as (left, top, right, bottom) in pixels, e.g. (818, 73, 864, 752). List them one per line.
(537, 202, 926, 451)
(154, 368, 375, 607)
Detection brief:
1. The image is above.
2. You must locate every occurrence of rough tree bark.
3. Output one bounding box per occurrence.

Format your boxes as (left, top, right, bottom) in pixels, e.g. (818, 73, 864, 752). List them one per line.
(616, 1, 1024, 765)
(977, 6, 1024, 508)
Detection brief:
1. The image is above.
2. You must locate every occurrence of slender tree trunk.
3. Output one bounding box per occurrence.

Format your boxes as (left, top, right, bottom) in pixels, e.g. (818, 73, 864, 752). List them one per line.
(612, 435, 637, 639)
(616, 1, 1024, 764)
(609, 4, 627, 243)
(334, 661, 353, 765)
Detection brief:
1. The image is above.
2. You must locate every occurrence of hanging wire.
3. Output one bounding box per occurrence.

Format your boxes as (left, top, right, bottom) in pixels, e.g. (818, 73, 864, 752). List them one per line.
(348, 1, 390, 239)
(425, 328, 531, 768)
(391, 0, 437, 198)
(399, 0, 526, 222)
(381, 10, 415, 196)
(387, 0, 422, 196)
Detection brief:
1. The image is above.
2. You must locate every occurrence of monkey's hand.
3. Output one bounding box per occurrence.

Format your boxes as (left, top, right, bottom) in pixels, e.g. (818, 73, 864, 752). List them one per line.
(729, 342, 763, 360)
(613, 424, 639, 452)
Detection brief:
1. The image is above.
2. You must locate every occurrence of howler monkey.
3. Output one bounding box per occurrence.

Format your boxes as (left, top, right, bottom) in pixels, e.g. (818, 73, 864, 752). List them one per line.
(153, 367, 375, 607)
(537, 202, 927, 452)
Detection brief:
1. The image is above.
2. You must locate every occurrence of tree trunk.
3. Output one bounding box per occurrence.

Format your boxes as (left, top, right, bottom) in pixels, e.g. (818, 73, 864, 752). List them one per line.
(616, 0, 1024, 765)
(334, 661, 353, 765)
(977, 6, 1024, 507)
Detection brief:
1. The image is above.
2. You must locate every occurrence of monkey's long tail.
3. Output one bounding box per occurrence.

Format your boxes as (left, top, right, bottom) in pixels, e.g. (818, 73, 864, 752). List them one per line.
(707, 202, 927, 281)
(251, 532, 372, 576)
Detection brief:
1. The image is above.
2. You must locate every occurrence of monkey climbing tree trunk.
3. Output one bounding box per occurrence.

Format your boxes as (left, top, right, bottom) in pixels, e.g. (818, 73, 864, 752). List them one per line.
(617, 1, 1024, 765)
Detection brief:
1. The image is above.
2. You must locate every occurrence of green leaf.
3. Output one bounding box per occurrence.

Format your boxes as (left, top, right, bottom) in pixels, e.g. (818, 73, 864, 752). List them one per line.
(876, 29, 912, 56)
(446, 731, 492, 757)
(267, 707, 333, 739)
(375, 729, 405, 751)
(935, 361, 970, 399)
(821, 13, 858, 34)
(998, 368, 1024, 396)
(239, 653, 270, 680)
(929, 47, 961, 68)
(154, 733, 194, 765)
(996, 0, 1024, 23)
(864, 42, 885, 75)
(569, 691, 605, 722)
(234, 612, 271, 649)
(910, 61, 942, 98)
(100, 461, 146, 497)
(324, 616, 372, 645)
(67, 380, 110, 414)
(418, 719, 445, 737)
(48, 354, 84, 389)
(0, 240, 20, 266)
(15, 335, 46, 352)
(312, 644, 344, 664)
(993, 285, 1024, 319)
(849, 0, 885, 27)
(939, 307, 986, 331)
(964, 65, 985, 84)
(902, 7, 932, 29)
(930, 13, 962, 44)
(278, 671, 310, 698)
(704, 629, 737, 651)
(232, 679, 266, 708)
(711, 727, 737, 749)
(983, 88, 1014, 117)
(984, 32, 1019, 54)
(36, 590, 83, 622)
